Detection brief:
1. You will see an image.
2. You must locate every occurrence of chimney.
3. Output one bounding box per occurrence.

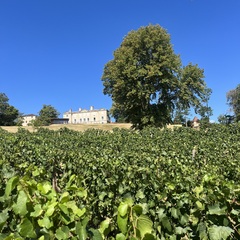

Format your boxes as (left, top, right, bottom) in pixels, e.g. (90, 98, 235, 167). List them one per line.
(90, 106, 94, 110)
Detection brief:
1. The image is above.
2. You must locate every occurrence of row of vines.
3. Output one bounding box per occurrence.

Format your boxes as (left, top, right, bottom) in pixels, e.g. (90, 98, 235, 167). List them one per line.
(0, 124, 240, 239)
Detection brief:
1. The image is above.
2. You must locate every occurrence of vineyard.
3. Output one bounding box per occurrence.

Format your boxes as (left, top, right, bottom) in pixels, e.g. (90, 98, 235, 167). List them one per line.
(0, 124, 240, 239)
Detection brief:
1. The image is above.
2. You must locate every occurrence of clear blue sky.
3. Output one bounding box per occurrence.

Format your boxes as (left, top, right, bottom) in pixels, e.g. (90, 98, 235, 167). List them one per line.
(1, 0, 239, 122)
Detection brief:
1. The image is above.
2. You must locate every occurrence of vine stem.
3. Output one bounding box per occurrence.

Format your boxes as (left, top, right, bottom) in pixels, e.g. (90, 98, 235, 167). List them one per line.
(130, 206, 137, 238)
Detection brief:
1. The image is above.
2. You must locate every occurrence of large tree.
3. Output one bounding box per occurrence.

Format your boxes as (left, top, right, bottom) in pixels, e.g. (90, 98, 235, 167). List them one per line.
(34, 104, 59, 126)
(0, 93, 19, 126)
(227, 84, 240, 122)
(102, 24, 211, 129)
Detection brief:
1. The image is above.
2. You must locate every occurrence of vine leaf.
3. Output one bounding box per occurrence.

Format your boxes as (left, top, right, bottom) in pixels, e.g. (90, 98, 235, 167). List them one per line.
(0, 209, 8, 231)
(76, 217, 89, 240)
(30, 204, 43, 217)
(12, 190, 28, 216)
(55, 226, 70, 240)
(208, 203, 227, 215)
(117, 215, 128, 235)
(116, 233, 126, 240)
(5, 176, 19, 198)
(136, 214, 153, 238)
(89, 228, 103, 240)
(208, 225, 234, 240)
(118, 202, 129, 217)
(19, 218, 36, 238)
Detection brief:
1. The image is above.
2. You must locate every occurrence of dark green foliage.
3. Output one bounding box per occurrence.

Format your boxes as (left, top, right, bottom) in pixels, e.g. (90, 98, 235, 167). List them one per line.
(34, 104, 60, 126)
(102, 25, 212, 129)
(0, 93, 19, 126)
(227, 84, 240, 122)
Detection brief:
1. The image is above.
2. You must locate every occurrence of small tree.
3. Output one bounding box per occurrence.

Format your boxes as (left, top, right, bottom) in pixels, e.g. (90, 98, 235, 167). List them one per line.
(0, 93, 19, 126)
(35, 104, 59, 126)
(173, 108, 190, 126)
(227, 84, 240, 122)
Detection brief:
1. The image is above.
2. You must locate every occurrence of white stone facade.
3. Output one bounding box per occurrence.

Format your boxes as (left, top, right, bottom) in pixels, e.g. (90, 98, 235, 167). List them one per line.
(63, 106, 110, 124)
(22, 114, 37, 126)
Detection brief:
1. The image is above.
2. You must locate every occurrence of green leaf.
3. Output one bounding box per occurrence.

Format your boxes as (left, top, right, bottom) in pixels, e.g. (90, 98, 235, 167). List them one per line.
(99, 191, 107, 201)
(89, 228, 103, 240)
(59, 203, 69, 215)
(5, 176, 19, 198)
(161, 216, 172, 232)
(30, 204, 43, 217)
(19, 218, 36, 238)
(193, 185, 203, 198)
(116, 233, 126, 240)
(136, 214, 153, 238)
(197, 222, 208, 240)
(60, 192, 70, 203)
(66, 174, 76, 188)
(37, 182, 52, 195)
(117, 215, 128, 235)
(157, 208, 166, 221)
(136, 189, 145, 199)
(180, 214, 189, 225)
(66, 201, 86, 217)
(208, 203, 226, 215)
(208, 225, 234, 240)
(118, 202, 129, 217)
(133, 205, 143, 215)
(55, 226, 70, 240)
(124, 197, 134, 207)
(231, 209, 240, 215)
(76, 218, 89, 240)
(12, 190, 28, 216)
(99, 218, 111, 237)
(142, 233, 155, 240)
(32, 168, 40, 177)
(175, 226, 187, 235)
(38, 216, 53, 229)
(195, 200, 204, 210)
(0, 209, 8, 231)
(170, 207, 179, 219)
(46, 202, 58, 216)
(76, 188, 88, 199)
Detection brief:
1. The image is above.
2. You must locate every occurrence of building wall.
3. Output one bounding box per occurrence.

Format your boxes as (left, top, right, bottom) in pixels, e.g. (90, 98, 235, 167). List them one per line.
(22, 114, 37, 126)
(63, 106, 110, 124)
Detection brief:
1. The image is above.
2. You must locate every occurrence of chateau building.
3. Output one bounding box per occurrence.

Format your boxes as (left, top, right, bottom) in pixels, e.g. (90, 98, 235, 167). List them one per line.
(63, 106, 110, 124)
(22, 114, 37, 126)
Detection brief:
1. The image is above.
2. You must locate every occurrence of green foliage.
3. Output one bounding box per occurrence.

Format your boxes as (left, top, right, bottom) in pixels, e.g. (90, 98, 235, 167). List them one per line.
(0, 124, 240, 239)
(101, 24, 211, 129)
(227, 84, 240, 122)
(0, 93, 19, 126)
(117, 198, 155, 239)
(35, 104, 60, 126)
(0, 174, 88, 239)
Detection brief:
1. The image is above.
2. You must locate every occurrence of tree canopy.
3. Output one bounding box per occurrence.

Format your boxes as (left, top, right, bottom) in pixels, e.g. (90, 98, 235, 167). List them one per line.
(33, 104, 59, 126)
(227, 84, 240, 122)
(0, 93, 19, 126)
(102, 24, 211, 129)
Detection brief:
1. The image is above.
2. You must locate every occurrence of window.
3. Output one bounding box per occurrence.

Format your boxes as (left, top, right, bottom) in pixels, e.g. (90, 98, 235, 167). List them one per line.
(93, 117, 96, 121)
